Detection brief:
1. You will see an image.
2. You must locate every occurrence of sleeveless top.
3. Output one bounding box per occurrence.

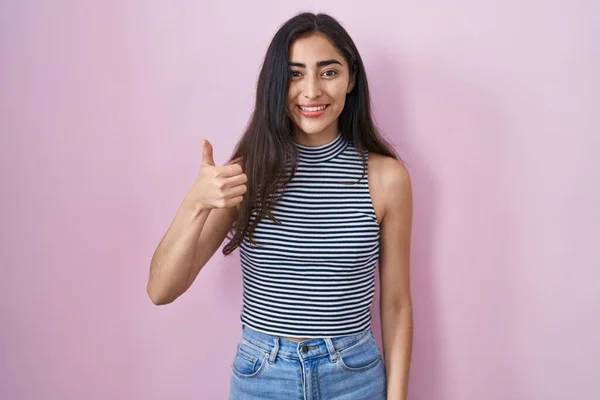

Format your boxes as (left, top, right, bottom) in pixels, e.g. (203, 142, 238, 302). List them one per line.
(239, 133, 380, 338)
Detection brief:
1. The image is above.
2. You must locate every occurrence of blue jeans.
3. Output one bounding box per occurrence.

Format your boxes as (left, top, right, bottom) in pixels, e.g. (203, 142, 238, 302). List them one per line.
(229, 325, 387, 399)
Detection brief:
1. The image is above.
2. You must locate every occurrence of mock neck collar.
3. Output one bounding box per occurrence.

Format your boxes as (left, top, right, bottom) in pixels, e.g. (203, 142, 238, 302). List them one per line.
(293, 133, 349, 163)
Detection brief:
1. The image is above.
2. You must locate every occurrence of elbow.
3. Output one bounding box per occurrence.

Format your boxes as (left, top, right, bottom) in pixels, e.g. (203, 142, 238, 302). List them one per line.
(146, 282, 177, 306)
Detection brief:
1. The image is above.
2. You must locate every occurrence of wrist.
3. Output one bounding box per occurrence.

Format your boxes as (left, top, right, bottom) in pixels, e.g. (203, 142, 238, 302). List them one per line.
(183, 193, 209, 218)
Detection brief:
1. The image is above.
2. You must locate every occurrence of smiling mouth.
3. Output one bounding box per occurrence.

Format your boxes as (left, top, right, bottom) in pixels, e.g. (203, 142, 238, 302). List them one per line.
(297, 105, 329, 112)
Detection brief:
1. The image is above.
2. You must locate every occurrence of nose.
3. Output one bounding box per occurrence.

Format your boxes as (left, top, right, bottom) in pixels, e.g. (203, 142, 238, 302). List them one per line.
(302, 74, 322, 100)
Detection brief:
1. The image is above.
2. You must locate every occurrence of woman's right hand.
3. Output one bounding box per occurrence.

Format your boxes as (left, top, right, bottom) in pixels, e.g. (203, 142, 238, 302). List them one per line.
(187, 139, 247, 210)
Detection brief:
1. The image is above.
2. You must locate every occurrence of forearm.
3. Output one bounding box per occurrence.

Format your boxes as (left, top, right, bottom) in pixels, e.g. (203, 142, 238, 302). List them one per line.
(147, 195, 210, 304)
(381, 303, 413, 399)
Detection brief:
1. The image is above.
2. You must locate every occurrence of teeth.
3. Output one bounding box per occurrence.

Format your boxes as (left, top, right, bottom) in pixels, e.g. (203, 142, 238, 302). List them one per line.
(300, 105, 327, 112)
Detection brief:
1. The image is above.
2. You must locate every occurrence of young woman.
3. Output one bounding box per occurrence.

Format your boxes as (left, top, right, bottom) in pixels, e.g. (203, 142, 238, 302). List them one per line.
(147, 12, 413, 400)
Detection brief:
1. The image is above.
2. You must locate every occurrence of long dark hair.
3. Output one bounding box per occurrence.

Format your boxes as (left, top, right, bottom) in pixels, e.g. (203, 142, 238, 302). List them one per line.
(222, 12, 399, 255)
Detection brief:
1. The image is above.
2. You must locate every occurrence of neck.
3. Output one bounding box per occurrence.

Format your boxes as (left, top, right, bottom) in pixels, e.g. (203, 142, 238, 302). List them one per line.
(291, 121, 340, 147)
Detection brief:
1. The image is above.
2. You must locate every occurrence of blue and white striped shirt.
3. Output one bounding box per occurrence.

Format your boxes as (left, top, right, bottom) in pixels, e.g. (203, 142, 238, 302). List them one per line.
(239, 133, 380, 338)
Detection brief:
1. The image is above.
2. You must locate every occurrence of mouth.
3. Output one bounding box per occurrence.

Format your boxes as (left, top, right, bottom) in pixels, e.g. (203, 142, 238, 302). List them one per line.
(296, 104, 330, 118)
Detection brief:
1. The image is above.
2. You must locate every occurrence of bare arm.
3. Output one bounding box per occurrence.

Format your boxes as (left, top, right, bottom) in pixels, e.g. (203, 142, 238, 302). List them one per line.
(371, 154, 414, 400)
(146, 140, 246, 305)
(146, 198, 237, 305)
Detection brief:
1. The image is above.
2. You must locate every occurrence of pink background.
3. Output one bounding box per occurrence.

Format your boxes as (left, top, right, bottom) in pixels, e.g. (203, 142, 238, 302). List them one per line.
(1, 1, 599, 399)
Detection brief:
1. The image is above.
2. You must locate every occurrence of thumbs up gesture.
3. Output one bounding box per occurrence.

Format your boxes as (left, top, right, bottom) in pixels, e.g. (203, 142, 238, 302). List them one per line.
(188, 139, 247, 210)
(202, 138, 217, 167)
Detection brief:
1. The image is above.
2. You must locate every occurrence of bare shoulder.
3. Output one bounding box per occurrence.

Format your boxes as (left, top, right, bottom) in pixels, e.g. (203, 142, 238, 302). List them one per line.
(368, 153, 410, 187)
(368, 152, 412, 223)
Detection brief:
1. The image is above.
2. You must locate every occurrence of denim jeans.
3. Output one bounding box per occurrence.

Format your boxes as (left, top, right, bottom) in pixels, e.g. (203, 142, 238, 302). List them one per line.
(229, 325, 386, 399)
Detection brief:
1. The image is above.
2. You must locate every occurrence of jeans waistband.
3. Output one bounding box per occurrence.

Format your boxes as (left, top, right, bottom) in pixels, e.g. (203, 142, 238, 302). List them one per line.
(240, 324, 373, 363)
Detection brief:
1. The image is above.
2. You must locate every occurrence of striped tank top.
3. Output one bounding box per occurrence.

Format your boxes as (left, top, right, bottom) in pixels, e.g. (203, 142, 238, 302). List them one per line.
(239, 133, 380, 338)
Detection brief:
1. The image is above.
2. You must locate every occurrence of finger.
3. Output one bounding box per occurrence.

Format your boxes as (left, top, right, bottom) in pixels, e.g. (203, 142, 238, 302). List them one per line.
(220, 172, 248, 189)
(226, 196, 245, 208)
(216, 163, 244, 178)
(222, 183, 247, 199)
(216, 195, 244, 209)
(202, 139, 215, 167)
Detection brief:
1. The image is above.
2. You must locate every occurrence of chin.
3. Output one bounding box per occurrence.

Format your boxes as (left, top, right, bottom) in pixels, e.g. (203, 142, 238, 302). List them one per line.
(292, 119, 335, 135)
(296, 125, 328, 135)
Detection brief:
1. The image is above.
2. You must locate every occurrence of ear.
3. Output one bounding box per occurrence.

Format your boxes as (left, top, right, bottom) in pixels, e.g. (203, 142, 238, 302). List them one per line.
(347, 72, 356, 94)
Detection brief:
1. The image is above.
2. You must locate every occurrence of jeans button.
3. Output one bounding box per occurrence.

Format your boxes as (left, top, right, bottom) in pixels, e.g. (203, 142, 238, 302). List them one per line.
(301, 345, 309, 353)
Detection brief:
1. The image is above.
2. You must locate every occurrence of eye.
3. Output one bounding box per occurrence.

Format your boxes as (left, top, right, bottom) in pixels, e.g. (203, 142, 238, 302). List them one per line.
(290, 70, 302, 78)
(322, 70, 338, 78)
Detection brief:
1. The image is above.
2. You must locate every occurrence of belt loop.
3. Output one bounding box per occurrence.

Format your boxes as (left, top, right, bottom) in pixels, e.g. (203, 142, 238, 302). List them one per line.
(323, 338, 337, 362)
(269, 336, 280, 363)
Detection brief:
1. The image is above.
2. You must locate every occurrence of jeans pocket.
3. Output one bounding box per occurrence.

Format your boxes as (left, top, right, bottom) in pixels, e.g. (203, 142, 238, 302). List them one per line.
(336, 332, 383, 372)
(231, 341, 269, 378)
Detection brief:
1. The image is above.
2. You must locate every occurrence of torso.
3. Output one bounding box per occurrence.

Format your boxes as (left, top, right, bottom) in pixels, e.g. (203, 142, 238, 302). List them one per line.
(261, 151, 387, 343)
(239, 136, 387, 342)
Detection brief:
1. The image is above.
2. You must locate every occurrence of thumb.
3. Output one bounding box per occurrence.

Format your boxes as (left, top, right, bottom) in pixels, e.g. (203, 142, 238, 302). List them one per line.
(201, 139, 215, 167)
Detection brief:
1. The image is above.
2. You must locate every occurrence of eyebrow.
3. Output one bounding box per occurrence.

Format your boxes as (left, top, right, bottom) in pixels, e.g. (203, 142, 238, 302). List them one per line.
(288, 59, 343, 68)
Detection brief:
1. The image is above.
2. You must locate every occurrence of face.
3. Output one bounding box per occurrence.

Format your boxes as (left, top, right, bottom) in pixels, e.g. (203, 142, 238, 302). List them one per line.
(287, 33, 355, 143)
